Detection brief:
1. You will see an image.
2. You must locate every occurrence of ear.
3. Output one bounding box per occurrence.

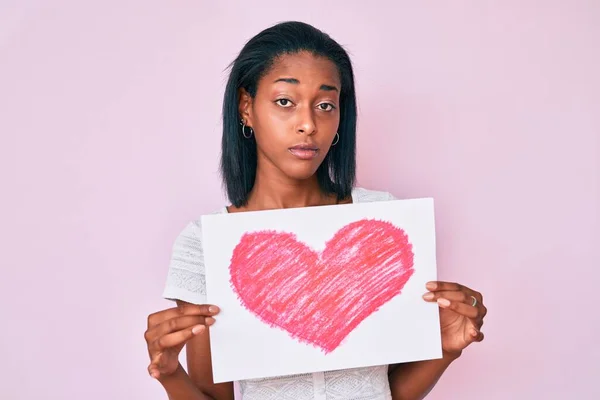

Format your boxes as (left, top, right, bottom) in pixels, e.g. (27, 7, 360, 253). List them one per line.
(238, 88, 254, 127)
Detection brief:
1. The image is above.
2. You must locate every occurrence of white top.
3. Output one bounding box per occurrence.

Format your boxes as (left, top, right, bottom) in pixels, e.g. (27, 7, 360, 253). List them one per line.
(162, 187, 396, 400)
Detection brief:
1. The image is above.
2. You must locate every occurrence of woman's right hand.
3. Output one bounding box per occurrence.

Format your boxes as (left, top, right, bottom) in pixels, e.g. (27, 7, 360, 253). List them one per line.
(144, 303, 219, 380)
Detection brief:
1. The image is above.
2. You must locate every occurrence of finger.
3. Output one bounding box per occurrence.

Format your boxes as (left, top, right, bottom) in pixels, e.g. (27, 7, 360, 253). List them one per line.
(478, 318, 485, 330)
(480, 304, 488, 318)
(476, 331, 485, 342)
(426, 281, 484, 303)
(148, 366, 160, 379)
(472, 302, 487, 327)
(422, 290, 471, 303)
(146, 315, 214, 344)
(148, 352, 163, 379)
(437, 298, 479, 319)
(147, 304, 219, 328)
(426, 281, 465, 292)
(154, 324, 206, 351)
(425, 291, 486, 322)
(428, 288, 488, 328)
(467, 327, 485, 343)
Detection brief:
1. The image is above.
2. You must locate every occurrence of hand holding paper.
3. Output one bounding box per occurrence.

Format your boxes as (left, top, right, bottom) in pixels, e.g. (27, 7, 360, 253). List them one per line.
(422, 281, 487, 354)
(144, 304, 219, 380)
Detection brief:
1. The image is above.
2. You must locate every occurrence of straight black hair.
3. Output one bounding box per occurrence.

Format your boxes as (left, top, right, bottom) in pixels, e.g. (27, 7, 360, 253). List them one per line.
(220, 21, 357, 207)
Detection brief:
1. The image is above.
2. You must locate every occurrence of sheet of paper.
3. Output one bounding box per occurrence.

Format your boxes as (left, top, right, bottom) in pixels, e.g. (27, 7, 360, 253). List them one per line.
(202, 197, 442, 383)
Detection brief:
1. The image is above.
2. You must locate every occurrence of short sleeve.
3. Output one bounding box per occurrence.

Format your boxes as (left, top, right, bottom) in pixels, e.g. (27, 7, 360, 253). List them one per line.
(162, 220, 207, 305)
(386, 191, 398, 201)
(353, 187, 398, 203)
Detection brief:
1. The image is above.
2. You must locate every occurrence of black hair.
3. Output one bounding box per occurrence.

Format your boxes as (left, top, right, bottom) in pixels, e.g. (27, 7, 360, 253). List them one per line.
(220, 21, 357, 207)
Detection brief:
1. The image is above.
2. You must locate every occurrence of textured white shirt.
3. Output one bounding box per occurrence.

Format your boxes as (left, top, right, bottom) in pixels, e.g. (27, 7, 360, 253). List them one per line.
(162, 187, 396, 400)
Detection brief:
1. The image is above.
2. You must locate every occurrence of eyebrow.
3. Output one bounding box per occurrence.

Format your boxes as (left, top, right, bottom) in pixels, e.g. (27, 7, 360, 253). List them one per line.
(273, 78, 339, 92)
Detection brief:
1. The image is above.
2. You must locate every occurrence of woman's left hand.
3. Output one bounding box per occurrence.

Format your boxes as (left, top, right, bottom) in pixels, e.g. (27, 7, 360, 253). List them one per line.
(423, 281, 487, 356)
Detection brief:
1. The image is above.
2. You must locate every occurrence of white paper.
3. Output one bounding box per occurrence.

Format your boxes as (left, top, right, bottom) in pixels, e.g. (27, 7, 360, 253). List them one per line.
(202, 198, 442, 383)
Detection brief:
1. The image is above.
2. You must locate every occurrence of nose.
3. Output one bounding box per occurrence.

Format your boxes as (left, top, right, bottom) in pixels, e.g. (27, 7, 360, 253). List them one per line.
(296, 107, 317, 136)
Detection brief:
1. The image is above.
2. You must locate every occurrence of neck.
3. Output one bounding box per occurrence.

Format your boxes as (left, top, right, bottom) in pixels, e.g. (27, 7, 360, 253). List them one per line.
(227, 155, 353, 214)
(246, 172, 331, 211)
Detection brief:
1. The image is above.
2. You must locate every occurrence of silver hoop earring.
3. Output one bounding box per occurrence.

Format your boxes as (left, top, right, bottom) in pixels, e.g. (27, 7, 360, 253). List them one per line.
(331, 132, 339, 146)
(240, 119, 254, 139)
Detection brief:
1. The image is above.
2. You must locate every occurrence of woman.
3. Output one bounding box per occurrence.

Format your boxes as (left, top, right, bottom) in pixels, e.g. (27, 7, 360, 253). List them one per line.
(144, 21, 487, 400)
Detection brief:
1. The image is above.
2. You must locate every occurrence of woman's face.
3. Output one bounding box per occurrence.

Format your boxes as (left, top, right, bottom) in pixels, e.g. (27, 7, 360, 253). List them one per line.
(239, 51, 341, 182)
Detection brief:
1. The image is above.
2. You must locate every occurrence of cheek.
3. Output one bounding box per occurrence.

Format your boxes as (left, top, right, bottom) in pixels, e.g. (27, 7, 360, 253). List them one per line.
(318, 115, 340, 137)
(254, 108, 290, 143)
(253, 100, 276, 129)
(253, 118, 286, 154)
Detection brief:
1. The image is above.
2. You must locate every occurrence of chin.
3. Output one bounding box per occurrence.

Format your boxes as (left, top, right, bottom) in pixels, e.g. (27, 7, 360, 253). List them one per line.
(282, 162, 322, 181)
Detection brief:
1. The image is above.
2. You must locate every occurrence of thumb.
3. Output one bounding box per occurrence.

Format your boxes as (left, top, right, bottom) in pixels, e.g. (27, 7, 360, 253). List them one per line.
(148, 352, 163, 379)
(465, 326, 484, 344)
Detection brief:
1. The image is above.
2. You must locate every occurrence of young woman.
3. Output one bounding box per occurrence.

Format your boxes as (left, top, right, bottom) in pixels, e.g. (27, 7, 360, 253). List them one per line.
(144, 21, 487, 400)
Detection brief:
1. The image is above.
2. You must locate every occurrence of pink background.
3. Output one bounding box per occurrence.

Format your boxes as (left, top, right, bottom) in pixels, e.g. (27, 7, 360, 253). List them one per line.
(1, 1, 598, 399)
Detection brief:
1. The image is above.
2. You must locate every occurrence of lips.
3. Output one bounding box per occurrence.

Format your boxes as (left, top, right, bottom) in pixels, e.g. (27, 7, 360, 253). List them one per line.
(288, 144, 319, 160)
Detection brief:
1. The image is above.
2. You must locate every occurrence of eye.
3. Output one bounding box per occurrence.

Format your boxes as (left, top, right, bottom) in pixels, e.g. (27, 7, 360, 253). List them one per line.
(317, 103, 336, 112)
(275, 98, 293, 107)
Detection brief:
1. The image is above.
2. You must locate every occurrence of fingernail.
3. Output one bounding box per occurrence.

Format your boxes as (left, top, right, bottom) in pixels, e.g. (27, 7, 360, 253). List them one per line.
(422, 292, 434, 300)
(209, 306, 219, 314)
(205, 317, 215, 325)
(192, 325, 205, 334)
(471, 329, 479, 337)
(437, 298, 451, 307)
(426, 282, 437, 290)
(150, 370, 159, 379)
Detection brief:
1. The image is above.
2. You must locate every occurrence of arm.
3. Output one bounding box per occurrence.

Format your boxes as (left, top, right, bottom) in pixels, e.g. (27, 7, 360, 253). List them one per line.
(388, 351, 461, 400)
(158, 363, 213, 400)
(388, 280, 487, 399)
(157, 333, 234, 400)
(170, 300, 234, 400)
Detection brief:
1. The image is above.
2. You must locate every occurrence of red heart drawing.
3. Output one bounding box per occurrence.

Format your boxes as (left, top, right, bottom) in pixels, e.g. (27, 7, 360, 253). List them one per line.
(229, 219, 414, 354)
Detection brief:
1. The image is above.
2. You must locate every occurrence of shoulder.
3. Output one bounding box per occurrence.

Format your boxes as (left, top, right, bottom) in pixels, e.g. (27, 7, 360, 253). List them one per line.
(163, 208, 226, 303)
(175, 207, 228, 242)
(353, 187, 397, 203)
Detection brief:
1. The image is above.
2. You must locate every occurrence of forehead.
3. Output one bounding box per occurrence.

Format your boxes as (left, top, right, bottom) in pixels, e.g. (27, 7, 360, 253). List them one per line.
(262, 51, 341, 86)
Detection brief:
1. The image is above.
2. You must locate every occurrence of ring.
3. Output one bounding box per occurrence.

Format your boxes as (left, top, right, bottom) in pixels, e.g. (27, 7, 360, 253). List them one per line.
(470, 295, 478, 307)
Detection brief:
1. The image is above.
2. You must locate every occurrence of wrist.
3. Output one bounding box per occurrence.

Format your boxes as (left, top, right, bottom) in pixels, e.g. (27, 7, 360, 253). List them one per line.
(157, 363, 186, 385)
(157, 364, 211, 400)
(442, 349, 462, 361)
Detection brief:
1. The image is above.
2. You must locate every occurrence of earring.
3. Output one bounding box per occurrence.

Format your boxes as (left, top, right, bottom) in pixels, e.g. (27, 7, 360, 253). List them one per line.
(240, 119, 254, 139)
(331, 132, 339, 146)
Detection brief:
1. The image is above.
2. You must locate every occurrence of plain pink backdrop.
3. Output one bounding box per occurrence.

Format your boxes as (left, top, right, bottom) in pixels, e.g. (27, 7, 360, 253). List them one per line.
(1, 1, 598, 399)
